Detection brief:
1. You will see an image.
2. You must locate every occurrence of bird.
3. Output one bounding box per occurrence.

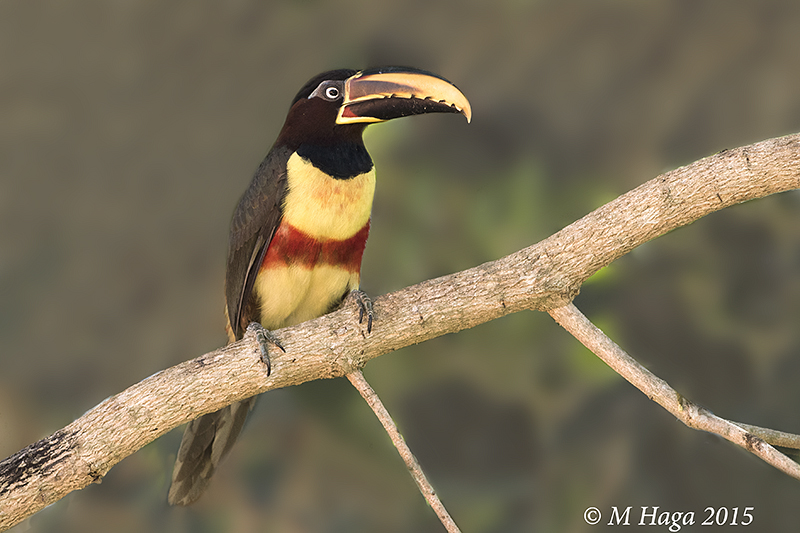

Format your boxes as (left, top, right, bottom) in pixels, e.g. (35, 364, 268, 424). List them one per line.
(167, 67, 471, 505)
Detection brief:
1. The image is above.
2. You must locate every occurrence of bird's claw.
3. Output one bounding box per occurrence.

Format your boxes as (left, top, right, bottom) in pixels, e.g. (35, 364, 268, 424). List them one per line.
(246, 322, 285, 376)
(350, 289, 374, 334)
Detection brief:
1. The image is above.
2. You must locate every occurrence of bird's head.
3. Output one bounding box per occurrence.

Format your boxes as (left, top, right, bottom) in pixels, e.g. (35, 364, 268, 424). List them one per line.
(276, 67, 471, 149)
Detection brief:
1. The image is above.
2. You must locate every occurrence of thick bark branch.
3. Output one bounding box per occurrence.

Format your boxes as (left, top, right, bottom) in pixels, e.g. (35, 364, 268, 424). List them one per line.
(1, 133, 799, 530)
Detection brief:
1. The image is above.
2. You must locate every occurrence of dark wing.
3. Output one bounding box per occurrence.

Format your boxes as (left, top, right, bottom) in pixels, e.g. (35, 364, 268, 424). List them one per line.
(168, 147, 292, 505)
(225, 145, 291, 339)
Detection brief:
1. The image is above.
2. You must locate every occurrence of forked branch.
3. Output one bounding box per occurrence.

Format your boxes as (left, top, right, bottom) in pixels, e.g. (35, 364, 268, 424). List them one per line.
(1, 133, 800, 530)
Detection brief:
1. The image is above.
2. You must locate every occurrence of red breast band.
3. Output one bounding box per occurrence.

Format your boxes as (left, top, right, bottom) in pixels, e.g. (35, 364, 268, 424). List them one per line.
(260, 221, 370, 272)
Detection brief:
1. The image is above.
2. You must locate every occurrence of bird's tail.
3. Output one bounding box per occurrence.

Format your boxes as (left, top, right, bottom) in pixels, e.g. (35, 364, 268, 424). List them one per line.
(167, 396, 257, 505)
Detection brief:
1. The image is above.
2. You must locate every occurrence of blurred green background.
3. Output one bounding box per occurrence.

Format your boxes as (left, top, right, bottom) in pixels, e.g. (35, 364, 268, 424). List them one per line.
(3, 0, 800, 531)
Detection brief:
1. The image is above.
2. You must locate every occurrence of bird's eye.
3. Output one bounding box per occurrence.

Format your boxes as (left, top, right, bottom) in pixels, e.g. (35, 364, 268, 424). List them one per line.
(308, 80, 344, 101)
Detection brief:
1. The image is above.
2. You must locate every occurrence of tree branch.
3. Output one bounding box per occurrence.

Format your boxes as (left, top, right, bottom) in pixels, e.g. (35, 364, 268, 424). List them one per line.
(346, 370, 461, 533)
(1, 133, 799, 530)
(548, 303, 800, 479)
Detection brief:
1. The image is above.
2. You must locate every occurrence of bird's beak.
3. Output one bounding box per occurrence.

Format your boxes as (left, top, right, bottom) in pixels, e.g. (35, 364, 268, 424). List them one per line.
(336, 67, 472, 125)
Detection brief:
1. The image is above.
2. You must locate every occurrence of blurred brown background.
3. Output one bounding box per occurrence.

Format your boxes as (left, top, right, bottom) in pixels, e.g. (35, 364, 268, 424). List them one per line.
(3, 0, 800, 531)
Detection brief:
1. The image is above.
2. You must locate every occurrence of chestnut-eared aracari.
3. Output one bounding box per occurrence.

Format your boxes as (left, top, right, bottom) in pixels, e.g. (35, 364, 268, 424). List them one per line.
(168, 67, 471, 505)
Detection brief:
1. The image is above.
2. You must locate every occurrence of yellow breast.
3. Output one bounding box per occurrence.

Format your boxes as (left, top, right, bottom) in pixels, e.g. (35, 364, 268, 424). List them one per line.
(281, 152, 376, 240)
(255, 264, 360, 329)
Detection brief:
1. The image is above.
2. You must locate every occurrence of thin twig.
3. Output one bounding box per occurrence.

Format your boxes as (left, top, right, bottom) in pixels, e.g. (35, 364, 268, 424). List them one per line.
(548, 303, 800, 480)
(345, 370, 461, 533)
(733, 423, 800, 450)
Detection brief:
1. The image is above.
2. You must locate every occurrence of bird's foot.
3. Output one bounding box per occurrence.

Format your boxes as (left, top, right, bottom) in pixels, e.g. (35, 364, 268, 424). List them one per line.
(245, 322, 285, 376)
(349, 289, 374, 334)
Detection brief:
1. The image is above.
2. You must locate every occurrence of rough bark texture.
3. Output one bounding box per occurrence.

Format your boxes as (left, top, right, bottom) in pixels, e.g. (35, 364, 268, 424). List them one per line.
(1, 133, 799, 530)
